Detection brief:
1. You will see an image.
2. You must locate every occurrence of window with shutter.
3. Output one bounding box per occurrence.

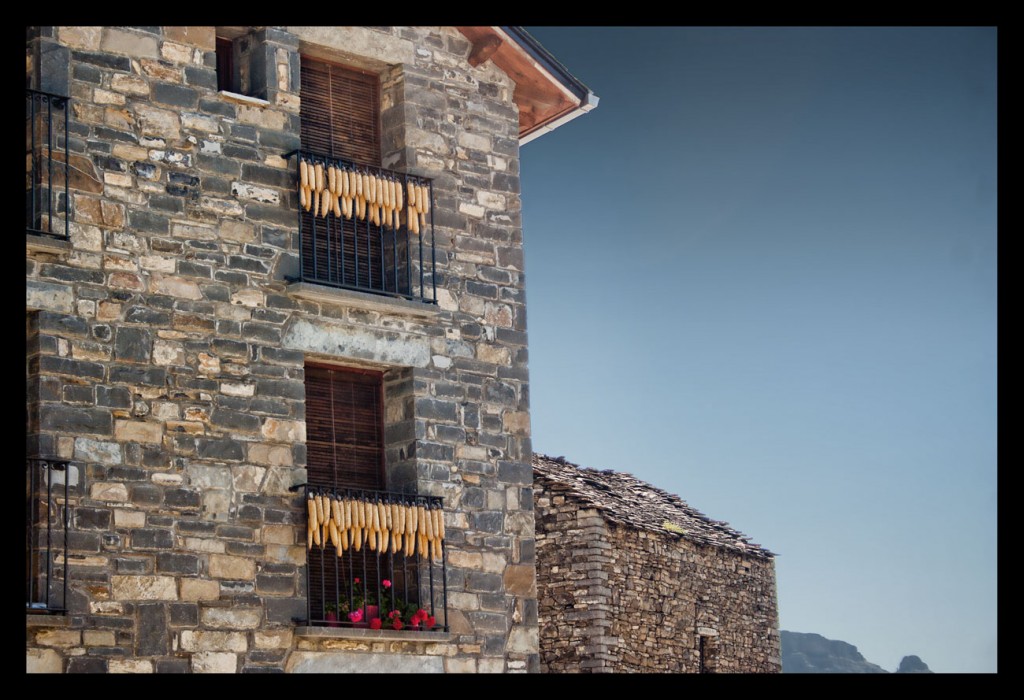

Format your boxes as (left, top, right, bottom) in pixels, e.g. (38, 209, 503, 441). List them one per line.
(304, 364, 385, 621)
(300, 56, 381, 167)
(304, 364, 385, 491)
(301, 363, 447, 630)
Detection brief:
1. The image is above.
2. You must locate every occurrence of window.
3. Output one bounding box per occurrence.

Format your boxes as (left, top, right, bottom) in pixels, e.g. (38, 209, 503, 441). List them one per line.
(300, 56, 381, 166)
(214, 29, 269, 101)
(25, 88, 70, 240)
(294, 56, 434, 301)
(215, 36, 235, 93)
(302, 364, 448, 631)
(305, 364, 385, 492)
(698, 634, 719, 673)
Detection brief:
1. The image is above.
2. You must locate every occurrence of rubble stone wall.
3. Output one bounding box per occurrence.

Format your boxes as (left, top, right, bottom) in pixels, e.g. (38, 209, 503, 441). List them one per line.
(26, 25, 536, 673)
(534, 489, 780, 673)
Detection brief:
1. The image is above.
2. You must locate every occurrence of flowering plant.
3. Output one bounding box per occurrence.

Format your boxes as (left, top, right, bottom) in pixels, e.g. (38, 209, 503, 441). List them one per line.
(383, 601, 439, 631)
(339, 577, 390, 616)
(334, 576, 437, 630)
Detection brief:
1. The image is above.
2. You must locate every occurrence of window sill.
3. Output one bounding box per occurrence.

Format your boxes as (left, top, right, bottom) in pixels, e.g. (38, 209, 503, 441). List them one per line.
(218, 90, 271, 108)
(26, 612, 69, 627)
(288, 282, 440, 320)
(295, 626, 452, 643)
(26, 234, 70, 255)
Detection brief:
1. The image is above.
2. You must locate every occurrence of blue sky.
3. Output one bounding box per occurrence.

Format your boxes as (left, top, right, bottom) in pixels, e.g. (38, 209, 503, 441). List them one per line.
(519, 26, 997, 673)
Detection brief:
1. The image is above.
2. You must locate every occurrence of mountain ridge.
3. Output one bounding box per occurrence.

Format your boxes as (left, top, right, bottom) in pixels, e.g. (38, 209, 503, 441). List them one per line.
(780, 630, 933, 673)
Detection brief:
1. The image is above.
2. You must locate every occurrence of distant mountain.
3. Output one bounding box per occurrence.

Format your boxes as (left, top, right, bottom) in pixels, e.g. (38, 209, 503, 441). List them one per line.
(895, 655, 932, 673)
(780, 631, 932, 673)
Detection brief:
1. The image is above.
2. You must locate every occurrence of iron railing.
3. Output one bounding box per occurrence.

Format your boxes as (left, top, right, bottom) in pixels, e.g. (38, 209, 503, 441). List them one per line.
(26, 89, 70, 240)
(283, 150, 437, 304)
(26, 458, 71, 614)
(291, 484, 448, 631)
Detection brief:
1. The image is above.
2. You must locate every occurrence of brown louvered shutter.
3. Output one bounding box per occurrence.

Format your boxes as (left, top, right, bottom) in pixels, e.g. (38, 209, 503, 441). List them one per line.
(304, 365, 385, 491)
(300, 56, 381, 167)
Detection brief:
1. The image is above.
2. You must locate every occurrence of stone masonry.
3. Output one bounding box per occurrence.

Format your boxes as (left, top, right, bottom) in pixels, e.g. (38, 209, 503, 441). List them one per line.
(26, 26, 540, 673)
(533, 454, 780, 673)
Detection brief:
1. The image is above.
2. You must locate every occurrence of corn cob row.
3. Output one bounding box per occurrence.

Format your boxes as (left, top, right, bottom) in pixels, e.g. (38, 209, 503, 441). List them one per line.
(305, 490, 444, 561)
(297, 157, 428, 234)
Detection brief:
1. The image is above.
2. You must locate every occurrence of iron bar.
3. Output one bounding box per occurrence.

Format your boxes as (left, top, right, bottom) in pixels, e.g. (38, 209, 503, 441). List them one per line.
(62, 94, 69, 240)
(46, 95, 52, 235)
(29, 91, 37, 232)
(428, 180, 436, 303)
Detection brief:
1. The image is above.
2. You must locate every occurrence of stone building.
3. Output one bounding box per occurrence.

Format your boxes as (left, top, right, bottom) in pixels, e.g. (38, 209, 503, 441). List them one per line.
(533, 454, 781, 673)
(25, 26, 596, 674)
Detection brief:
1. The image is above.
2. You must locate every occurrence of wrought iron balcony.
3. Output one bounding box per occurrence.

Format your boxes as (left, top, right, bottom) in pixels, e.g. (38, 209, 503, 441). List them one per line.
(26, 89, 70, 241)
(26, 458, 71, 614)
(284, 150, 437, 304)
(292, 485, 448, 631)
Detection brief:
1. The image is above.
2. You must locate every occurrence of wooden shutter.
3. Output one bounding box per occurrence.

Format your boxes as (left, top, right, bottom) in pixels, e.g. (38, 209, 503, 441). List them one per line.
(300, 56, 381, 166)
(304, 365, 385, 491)
(215, 37, 234, 92)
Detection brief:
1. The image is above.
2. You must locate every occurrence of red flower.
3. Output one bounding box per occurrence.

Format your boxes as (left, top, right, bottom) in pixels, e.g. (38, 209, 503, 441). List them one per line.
(354, 577, 360, 584)
(392, 619, 404, 631)
(347, 609, 363, 623)
(389, 610, 401, 619)
(382, 579, 392, 589)
(369, 618, 382, 630)
(425, 615, 436, 629)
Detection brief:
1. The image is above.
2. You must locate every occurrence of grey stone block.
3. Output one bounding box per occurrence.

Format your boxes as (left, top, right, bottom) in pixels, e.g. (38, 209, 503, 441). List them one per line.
(136, 603, 169, 655)
(67, 656, 108, 673)
(40, 405, 111, 435)
(115, 327, 152, 363)
(75, 507, 112, 530)
(265, 597, 306, 624)
(164, 489, 202, 509)
(133, 528, 174, 549)
(71, 49, 131, 71)
(196, 438, 245, 461)
(155, 658, 190, 673)
(168, 602, 199, 627)
(152, 82, 198, 108)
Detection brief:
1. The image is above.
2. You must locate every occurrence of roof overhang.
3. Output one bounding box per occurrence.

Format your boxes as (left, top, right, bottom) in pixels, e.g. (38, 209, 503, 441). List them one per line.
(456, 26, 598, 144)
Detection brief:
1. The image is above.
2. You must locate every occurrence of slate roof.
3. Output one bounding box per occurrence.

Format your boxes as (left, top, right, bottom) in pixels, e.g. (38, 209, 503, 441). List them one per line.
(533, 453, 775, 559)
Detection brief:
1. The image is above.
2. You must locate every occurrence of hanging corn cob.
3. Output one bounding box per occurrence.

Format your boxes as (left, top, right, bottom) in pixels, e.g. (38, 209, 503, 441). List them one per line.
(418, 184, 429, 231)
(405, 501, 417, 557)
(320, 493, 331, 549)
(428, 505, 441, 562)
(314, 162, 324, 193)
(416, 503, 428, 558)
(352, 495, 363, 552)
(306, 492, 317, 550)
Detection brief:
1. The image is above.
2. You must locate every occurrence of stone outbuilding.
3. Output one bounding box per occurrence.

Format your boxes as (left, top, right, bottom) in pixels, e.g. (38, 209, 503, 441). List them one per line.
(533, 454, 780, 673)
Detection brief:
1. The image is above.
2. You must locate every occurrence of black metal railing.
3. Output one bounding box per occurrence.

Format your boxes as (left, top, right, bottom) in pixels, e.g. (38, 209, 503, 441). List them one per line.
(26, 89, 70, 240)
(26, 458, 71, 614)
(291, 485, 448, 632)
(283, 150, 437, 304)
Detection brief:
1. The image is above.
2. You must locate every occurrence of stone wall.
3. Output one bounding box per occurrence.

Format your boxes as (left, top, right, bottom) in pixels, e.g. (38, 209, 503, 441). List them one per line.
(26, 26, 536, 673)
(534, 492, 780, 673)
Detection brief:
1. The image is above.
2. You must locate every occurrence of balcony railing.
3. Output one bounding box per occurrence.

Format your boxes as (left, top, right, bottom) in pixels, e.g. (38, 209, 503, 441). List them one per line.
(26, 89, 70, 240)
(284, 150, 437, 304)
(26, 458, 71, 614)
(291, 485, 448, 632)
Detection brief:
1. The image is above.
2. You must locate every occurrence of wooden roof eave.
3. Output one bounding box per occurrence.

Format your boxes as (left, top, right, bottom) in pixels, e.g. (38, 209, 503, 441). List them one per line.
(455, 26, 597, 143)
